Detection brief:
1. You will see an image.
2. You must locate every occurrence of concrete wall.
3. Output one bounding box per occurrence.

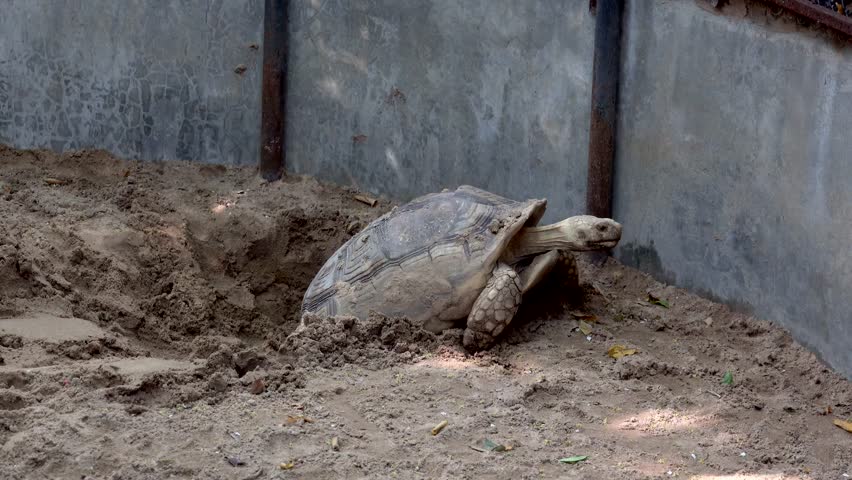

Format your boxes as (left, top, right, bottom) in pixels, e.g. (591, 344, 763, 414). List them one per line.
(614, 1, 852, 378)
(285, 0, 595, 222)
(0, 0, 263, 165)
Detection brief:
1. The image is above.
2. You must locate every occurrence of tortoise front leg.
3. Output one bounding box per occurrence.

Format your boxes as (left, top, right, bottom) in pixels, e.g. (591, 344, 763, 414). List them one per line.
(519, 249, 579, 294)
(554, 249, 580, 291)
(463, 263, 522, 351)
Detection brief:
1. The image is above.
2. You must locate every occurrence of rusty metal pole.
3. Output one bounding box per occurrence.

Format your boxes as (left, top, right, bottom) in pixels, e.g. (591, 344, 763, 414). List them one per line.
(586, 0, 623, 219)
(260, 0, 288, 181)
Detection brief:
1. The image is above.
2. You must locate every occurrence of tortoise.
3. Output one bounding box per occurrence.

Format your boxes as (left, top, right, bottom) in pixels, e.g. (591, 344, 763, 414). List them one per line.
(300, 185, 622, 351)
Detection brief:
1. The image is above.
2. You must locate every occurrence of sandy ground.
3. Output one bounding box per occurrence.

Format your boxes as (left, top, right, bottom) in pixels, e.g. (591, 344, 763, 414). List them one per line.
(0, 145, 850, 480)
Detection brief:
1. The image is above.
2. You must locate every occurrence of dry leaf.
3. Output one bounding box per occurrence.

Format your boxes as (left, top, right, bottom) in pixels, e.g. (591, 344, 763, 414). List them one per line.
(279, 461, 295, 470)
(578, 320, 593, 336)
(607, 345, 638, 359)
(571, 312, 598, 323)
(834, 418, 852, 433)
(284, 415, 314, 425)
(469, 438, 509, 453)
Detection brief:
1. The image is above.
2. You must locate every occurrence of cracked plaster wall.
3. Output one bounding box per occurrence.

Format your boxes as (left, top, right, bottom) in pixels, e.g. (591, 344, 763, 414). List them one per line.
(284, 0, 596, 223)
(615, 1, 852, 378)
(0, 0, 263, 165)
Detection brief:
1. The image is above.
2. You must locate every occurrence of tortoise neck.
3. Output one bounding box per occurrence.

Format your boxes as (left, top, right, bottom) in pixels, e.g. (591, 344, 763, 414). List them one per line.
(506, 219, 585, 261)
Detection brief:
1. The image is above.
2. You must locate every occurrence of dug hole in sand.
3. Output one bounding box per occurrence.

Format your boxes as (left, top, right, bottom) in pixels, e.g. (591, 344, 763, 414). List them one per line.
(0, 144, 850, 479)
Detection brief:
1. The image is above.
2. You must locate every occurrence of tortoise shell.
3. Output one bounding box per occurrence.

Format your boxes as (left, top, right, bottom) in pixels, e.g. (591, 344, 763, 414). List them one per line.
(301, 185, 546, 332)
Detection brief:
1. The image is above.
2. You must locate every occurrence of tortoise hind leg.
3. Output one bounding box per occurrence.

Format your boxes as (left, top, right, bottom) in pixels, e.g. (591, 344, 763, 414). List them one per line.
(463, 263, 522, 351)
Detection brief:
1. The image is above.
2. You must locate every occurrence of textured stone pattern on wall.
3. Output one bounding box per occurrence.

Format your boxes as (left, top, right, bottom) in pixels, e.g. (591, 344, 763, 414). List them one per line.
(614, 1, 852, 378)
(285, 0, 595, 222)
(0, 0, 263, 164)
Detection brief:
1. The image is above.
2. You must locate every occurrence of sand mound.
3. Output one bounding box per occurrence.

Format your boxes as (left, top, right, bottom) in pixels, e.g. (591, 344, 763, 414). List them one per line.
(280, 312, 454, 370)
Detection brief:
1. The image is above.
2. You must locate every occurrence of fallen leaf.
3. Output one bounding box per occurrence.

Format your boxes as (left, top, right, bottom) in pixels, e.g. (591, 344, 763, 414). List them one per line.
(607, 345, 638, 359)
(722, 371, 734, 385)
(284, 415, 314, 425)
(834, 418, 852, 433)
(279, 461, 295, 470)
(559, 455, 588, 464)
(578, 320, 593, 336)
(647, 293, 670, 308)
(571, 312, 598, 323)
(470, 438, 509, 452)
(483, 438, 504, 451)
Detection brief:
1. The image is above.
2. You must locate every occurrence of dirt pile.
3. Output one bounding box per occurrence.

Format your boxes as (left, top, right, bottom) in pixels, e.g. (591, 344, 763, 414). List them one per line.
(279, 312, 458, 370)
(0, 144, 389, 351)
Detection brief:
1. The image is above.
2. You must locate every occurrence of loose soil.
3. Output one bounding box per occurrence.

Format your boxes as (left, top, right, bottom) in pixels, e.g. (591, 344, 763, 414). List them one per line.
(0, 144, 849, 480)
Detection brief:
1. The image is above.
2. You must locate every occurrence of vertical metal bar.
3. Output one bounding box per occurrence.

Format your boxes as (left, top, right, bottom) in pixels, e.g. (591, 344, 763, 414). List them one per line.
(586, 0, 623, 219)
(260, 0, 288, 181)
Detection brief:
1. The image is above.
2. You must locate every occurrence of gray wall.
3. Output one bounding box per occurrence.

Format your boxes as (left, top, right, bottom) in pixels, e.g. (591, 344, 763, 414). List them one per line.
(614, 1, 852, 378)
(285, 0, 595, 222)
(0, 0, 263, 165)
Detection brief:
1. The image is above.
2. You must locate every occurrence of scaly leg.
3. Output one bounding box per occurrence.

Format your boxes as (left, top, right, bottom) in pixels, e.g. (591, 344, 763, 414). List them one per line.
(463, 263, 522, 351)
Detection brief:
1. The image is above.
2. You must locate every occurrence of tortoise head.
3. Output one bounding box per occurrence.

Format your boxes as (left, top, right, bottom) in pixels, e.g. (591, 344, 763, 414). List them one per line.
(510, 215, 622, 258)
(557, 215, 622, 250)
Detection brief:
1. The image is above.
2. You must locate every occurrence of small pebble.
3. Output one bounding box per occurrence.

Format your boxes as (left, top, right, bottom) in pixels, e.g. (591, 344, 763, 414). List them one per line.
(249, 378, 265, 395)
